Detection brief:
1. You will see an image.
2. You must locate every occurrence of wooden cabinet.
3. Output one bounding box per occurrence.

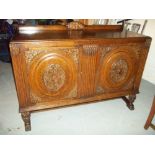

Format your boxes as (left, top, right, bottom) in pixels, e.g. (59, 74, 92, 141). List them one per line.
(10, 22, 152, 131)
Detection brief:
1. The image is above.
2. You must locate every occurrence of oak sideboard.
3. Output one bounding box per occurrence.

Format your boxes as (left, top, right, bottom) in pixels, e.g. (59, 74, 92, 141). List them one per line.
(10, 22, 152, 131)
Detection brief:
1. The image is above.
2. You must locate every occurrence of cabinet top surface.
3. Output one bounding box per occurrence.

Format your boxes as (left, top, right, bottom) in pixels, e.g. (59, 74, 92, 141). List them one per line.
(11, 25, 151, 43)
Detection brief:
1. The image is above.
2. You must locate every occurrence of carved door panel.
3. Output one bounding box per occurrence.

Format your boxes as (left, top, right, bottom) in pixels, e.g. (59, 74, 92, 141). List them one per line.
(24, 47, 79, 105)
(97, 46, 140, 93)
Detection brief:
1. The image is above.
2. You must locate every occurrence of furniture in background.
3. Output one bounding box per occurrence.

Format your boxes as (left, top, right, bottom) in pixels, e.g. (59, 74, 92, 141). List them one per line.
(144, 96, 155, 130)
(0, 38, 10, 62)
(128, 20, 148, 34)
(14, 19, 74, 26)
(117, 19, 148, 34)
(0, 20, 13, 62)
(10, 22, 152, 131)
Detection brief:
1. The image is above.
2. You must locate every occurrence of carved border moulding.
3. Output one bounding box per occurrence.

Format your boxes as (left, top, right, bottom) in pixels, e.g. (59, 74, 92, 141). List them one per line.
(25, 50, 43, 64)
(63, 48, 79, 65)
(67, 21, 84, 30)
(30, 91, 41, 103)
(100, 46, 113, 59)
(83, 45, 98, 55)
(25, 48, 79, 65)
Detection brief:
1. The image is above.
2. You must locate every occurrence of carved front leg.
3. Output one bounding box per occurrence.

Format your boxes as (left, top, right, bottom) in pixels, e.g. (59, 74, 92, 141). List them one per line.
(122, 94, 136, 110)
(21, 112, 31, 131)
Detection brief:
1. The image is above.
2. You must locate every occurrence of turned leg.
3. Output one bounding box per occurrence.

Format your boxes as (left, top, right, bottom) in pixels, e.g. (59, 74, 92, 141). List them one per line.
(144, 96, 155, 130)
(122, 94, 136, 110)
(21, 112, 31, 131)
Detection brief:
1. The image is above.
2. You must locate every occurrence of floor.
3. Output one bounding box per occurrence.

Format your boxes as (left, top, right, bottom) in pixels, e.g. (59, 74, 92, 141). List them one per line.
(0, 60, 155, 135)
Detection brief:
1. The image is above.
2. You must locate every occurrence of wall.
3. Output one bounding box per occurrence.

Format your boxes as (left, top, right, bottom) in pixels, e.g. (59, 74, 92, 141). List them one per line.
(130, 19, 155, 85)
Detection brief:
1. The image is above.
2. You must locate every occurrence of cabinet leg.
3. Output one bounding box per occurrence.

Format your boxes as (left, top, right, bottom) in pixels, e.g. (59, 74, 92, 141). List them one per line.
(21, 112, 31, 131)
(122, 94, 136, 110)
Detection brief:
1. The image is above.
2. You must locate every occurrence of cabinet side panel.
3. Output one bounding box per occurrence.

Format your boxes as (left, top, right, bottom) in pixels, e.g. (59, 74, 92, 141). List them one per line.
(134, 38, 152, 92)
(10, 43, 31, 109)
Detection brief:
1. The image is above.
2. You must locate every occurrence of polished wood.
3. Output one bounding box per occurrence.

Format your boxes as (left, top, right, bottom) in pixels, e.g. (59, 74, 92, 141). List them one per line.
(18, 23, 123, 32)
(79, 19, 89, 25)
(144, 96, 155, 130)
(122, 95, 136, 110)
(10, 22, 152, 131)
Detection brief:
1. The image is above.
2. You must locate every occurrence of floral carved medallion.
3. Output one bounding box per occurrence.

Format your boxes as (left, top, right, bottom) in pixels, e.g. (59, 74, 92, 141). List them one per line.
(43, 64, 66, 91)
(110, 59, 128, 83)
(28, 52, 77, 100)
(99, 48, 136, 91)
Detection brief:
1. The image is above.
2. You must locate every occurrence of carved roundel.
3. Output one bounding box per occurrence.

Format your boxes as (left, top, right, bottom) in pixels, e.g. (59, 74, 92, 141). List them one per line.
(28, 52, 76, 98)
(43, 64, 66, 91)
(99, 48, 137, 89)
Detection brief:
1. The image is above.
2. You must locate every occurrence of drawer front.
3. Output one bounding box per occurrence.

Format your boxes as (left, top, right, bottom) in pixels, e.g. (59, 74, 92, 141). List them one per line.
(24, 47, 79, 104)
(96, 46, 141, 94)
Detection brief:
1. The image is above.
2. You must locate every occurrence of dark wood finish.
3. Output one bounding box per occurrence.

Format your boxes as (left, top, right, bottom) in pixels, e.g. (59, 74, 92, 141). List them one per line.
(9, 22, 152, 131)
(122, 95, 136, 110)
(144, 96, 155, 130)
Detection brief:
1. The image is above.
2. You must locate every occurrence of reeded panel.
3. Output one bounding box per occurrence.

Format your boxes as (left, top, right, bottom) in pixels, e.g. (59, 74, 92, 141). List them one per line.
(78, 45, 100, 97)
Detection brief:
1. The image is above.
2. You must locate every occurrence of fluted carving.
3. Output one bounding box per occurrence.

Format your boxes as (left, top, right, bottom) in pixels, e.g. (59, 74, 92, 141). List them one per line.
(83, 45, 98, 55)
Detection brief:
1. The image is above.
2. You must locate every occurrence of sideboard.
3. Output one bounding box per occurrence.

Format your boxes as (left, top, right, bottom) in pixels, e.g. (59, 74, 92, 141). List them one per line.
(9, 22, 152, 131)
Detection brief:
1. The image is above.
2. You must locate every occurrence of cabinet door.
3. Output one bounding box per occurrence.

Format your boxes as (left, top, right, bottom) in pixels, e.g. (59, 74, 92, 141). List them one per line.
(24, 47, 79, 104)
(97, 46, 140, 93)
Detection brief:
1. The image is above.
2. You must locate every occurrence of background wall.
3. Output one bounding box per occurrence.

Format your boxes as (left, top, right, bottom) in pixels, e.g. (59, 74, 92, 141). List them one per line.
(131, 19, 155, 85)
(120, 19, 155, 85)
